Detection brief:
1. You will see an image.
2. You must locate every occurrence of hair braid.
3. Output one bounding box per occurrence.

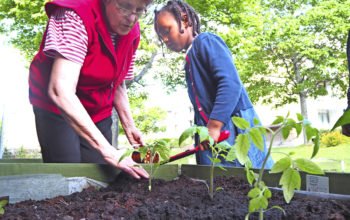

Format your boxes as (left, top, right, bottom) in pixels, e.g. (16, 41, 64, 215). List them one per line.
(154, 0, 201, 43)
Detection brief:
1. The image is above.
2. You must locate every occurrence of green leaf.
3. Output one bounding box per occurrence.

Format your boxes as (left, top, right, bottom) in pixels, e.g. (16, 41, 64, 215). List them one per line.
(286, 118, 296, 127)
(226, 146, 237, 162)
(179, 126, 197, 146)
(295, 123, 302, 136)
(248, 187, 261, 198)
(253, 118, 260, 126)
(118, 149, 134, 163)
(311, 132, 320, 159)
(0, 199, 8, 208)
(279, 168, 301, 203)
(197, 127, 210, 143)
(212, 158, 221, 164)
(232, 117, 250, 130)
(248, 128, 264, 151)
(215, 187, 224, 192)
(270, 157, 292, 174)
(245, 160, 259, 185)
(263, 188, 272, 199)
(248, 197, 260, 212)
(218, 166, 227, 171)
(331, 109, 350, 131)
(272, 116, 284, 125)
(246, 169, 256, 185)
(0, 208, 4, 215)
(281, 125, 292, 140)
(259, 127, 267, 135)
(216, 141, 231, 151)
(235, 133, 250, 165)
(304, 125, 316, 142)
(249, 196, 268, 212)
(296, 113, 304, 122)
(294, 158, 324, 175)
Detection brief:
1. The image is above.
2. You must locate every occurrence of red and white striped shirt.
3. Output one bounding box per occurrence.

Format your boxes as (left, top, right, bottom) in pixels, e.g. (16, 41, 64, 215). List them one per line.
(44, 8, 135, 80)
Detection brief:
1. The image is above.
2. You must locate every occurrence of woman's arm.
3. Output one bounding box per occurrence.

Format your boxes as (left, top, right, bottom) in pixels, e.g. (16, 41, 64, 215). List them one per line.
(48, 55, 148, 179)
(113, 82, 144, 147)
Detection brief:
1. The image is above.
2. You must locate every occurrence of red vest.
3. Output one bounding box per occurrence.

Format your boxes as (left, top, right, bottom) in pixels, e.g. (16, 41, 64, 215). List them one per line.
(29, 0, 140, 123)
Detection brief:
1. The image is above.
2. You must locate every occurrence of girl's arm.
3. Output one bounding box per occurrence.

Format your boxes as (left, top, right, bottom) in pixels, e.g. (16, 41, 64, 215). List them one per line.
(197, 34, 243, 124)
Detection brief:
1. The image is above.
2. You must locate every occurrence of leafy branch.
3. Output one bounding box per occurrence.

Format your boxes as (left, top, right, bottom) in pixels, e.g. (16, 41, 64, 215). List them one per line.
(127, 140, 170, 191)
(232, 113, 324, 220)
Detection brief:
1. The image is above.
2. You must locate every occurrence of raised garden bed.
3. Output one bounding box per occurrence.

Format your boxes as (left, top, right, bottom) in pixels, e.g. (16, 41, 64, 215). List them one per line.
(2, 172, 350, 219)
(1, 161, 350, 219)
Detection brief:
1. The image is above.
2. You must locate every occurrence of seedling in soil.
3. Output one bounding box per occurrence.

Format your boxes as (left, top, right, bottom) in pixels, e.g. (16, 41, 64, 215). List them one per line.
(123, 140, 170, 191)
(230, 113, 324, 220)
(179, 125, 234, 200)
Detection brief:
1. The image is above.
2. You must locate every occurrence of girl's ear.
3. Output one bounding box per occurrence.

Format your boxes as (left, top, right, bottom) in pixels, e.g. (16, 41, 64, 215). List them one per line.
(181, 14, 189, 27)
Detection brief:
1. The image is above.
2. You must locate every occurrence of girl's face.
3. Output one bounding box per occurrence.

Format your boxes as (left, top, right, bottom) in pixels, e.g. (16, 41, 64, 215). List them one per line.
(156, 11, 194, 52)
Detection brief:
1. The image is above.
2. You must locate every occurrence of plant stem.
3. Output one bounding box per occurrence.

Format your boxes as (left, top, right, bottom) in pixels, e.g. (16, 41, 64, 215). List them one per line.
(149, 154, 154, 192)
(259, 208, 264, 220)
(209, 162, 214, 200)
(257, 126, 283, 185)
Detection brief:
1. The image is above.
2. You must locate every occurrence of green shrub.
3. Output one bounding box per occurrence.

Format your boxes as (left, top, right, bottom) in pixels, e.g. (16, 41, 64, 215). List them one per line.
(321, 131, 349, 147)
(2, 147, 41, 159)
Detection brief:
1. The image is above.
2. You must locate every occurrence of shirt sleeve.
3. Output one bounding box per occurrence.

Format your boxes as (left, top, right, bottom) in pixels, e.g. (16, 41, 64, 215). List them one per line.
(124, 53, 136, 81)
(196, 34, 243, 123)
(43, 8, 88, 65)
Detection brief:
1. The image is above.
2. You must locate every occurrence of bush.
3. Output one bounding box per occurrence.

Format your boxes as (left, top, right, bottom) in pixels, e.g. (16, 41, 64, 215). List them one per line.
(320, 131, 349, 148)
(2, 147, 41, 159)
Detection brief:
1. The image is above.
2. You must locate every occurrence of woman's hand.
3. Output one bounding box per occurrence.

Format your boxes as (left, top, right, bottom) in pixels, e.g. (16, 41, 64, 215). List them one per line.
(116, 157, 149, 179)
(102, 146, 149, 179)
(125, 126, 145, 147)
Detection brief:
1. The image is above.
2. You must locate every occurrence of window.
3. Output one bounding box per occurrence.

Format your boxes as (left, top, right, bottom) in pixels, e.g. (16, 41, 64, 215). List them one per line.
(318, 110, 330, 124)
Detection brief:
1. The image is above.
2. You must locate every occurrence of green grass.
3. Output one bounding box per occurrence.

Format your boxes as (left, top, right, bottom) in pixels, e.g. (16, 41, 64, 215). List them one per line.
(167, 148, 196, 165)
(168, 144, 350, 173)
(271, 143, 350, 173)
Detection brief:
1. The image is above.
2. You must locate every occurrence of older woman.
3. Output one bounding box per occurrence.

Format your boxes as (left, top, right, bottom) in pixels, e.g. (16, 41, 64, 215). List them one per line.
(29, 0, 151, 179)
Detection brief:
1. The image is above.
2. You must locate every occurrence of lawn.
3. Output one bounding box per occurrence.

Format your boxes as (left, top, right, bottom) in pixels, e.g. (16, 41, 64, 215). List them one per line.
(271, 144, 350, 173)
(169, 144, 350, 173)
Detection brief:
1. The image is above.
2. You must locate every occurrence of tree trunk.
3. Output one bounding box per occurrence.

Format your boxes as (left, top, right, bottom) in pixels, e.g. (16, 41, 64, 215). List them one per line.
(111, 51, 158, 147)
(299, 91, 308, 144)
(0, 109, 6, 158)
(111, 109, 119, 148)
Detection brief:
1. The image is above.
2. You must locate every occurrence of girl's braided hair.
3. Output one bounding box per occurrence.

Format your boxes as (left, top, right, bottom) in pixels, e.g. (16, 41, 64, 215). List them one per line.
(154, 0, 200, 43)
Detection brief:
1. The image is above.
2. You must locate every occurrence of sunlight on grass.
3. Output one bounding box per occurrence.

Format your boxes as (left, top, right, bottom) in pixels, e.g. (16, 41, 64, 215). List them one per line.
(168, 148, 196, 165)
(168, 143, 350, 173)
(271, 143, 350, 173)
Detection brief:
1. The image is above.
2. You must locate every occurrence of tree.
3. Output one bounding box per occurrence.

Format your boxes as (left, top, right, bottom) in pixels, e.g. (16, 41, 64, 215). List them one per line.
(2, 0, 350, 135)
(0, 0, 170, 141)
(0, 0, 48, 60)
(238, 0, 350, 120)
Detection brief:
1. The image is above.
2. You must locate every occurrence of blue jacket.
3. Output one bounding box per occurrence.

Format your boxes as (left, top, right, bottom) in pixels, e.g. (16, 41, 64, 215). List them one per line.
(185, 32, 273, 169)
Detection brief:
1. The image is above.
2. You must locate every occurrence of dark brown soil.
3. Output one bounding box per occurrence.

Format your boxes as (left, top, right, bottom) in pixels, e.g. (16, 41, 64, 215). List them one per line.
(2, 173, 350, 220)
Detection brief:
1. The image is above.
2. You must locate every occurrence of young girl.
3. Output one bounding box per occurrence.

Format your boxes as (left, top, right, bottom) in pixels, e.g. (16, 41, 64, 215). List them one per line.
(154, 0, 273, 168)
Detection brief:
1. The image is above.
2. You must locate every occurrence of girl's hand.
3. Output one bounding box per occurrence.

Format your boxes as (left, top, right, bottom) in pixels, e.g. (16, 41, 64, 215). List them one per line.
(207, 119, 224, 143)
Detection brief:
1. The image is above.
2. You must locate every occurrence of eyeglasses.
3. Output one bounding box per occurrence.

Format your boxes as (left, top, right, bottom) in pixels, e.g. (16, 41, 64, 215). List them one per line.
(115, 0, 147, 18)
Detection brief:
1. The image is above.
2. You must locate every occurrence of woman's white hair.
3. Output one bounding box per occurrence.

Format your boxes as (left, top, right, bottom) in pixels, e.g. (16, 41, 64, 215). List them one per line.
(102, 0, 153, 6)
